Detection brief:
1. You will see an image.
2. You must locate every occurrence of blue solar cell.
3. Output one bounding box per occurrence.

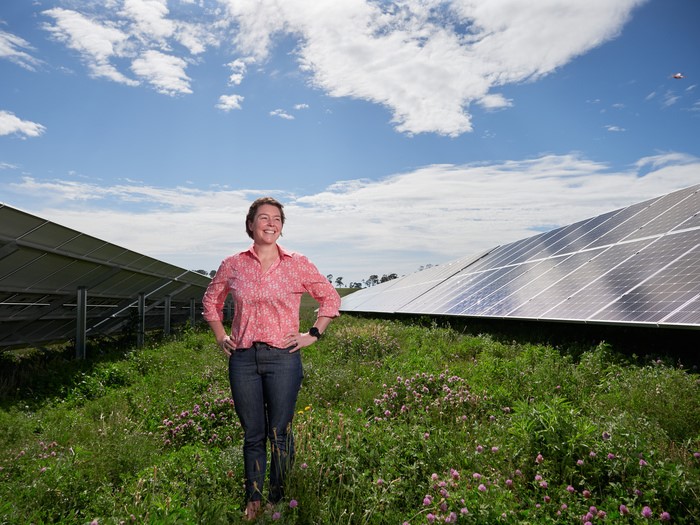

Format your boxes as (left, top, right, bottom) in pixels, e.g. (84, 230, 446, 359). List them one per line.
(341, 184, 700, 329)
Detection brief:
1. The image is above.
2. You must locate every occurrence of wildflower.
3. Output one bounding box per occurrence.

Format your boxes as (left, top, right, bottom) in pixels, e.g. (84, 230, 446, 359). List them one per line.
(450, 468, 460, 480)
(377, 478, 384, 486)
(515, 469, 522, 476)
(602, 431, 610, 440)
(607, 453, 615, 460)
(660, 512, 671, 521)
(427, 513, 436, 524)
(540, 481, 548, 489)
(356, 408, 363, 414)
(272, 512, 281, 520)
(460, 508, 468, 515)
(536, 453, 544, 464)
(577, 459, 585, 466)
(642, 506, 652, 518)
(431, 473, 438, 481)
(423, 496, 432, 506)
(561, 504, 568, 511)
(693, 451, 700, 459)
(476, 445, 483, 453)
(289, 500, 298, 509)
(582, 490, 591, 499)
(589, 451, 596, 458)
(535, 475, 543, 482)
(619, 505, 629, 515)
(505, 479, 513, 487)
(423, 432, 430, 440)
(566, 485, 575, 494)
(597, 510, 607, 519)
(472, 472, 481, 481)
(478, 484, 487, 492)
(639, 459, 648, 467)
(544, 495, 551, 503)
(491, 446, 499, 453)
(300, 462, 308, 470)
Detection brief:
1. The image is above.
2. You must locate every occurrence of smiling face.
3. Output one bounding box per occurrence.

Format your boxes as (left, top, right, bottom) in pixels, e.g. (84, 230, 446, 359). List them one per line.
(249, 203, 283, 245)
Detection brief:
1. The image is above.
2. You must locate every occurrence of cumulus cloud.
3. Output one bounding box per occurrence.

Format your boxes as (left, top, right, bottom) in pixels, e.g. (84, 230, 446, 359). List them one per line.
(131, 49, 191, 95)
(218, 0, 646, 136)
(37, 0, 647, 136)
(0, 110, 46, 138)
(0, 28, 42, 70)
(270, 109, 294, 120)
(4, 153, 697, 281)
(216, 93, 244, 111)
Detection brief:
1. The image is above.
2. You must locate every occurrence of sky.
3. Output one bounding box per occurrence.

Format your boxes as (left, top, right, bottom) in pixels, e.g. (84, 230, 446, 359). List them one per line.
(1, 0, 699, 286)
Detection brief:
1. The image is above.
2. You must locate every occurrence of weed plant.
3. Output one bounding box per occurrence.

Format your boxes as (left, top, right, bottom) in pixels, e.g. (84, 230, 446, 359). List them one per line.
(1, 316, 699, 524)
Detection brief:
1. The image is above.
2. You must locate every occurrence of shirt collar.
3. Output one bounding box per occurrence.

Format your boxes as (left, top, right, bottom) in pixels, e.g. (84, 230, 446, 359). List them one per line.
(245, 243, 293, 260)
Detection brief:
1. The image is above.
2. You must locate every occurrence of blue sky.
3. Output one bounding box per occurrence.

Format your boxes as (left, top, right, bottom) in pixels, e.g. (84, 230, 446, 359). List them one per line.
(1, 0, 699, 285)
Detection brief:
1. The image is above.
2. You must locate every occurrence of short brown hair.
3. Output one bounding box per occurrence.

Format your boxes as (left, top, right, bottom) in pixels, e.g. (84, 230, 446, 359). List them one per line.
(245, 197, 285, 239)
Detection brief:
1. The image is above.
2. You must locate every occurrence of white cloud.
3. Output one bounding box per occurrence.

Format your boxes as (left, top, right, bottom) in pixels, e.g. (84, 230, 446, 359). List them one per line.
(219, 0, 646, 136)
(270, 109, 294, 120)
(605, 125, 625, 132)
(131, 49, 192, 95)
(0, 110, 47, 138)
(216, 93, 244, 111)
(38, 1, 647, 136)
(4, 153, 697, 282)
(294, 103, 309, 110)
(226, 58, 248, 85)
(0, 29, 42, 70)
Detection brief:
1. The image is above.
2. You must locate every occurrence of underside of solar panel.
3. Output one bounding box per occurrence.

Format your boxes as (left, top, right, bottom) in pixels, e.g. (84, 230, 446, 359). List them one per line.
(340, 184, 700, 329)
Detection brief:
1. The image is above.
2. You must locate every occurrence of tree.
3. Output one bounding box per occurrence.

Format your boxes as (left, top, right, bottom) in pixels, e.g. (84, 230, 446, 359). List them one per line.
(335, 276, 345, 287)
(380, 273, 398, 283)
(349, 282, 363, 289)
(326, 274, 333, 283)
(209, 270, 217, 278)
(365, 274, 379, 287)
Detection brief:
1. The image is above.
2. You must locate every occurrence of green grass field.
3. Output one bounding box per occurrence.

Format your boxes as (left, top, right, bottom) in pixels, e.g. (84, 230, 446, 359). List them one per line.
(1, 298, 699, 524)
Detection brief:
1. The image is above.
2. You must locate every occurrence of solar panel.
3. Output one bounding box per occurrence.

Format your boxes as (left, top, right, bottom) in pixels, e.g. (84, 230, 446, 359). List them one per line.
(340, 184, 700, 329)
(0, 203, 211, 350)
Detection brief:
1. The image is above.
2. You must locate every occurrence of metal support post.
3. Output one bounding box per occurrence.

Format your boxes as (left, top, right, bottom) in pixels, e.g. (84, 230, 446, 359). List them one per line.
(76, 286, 87, 360)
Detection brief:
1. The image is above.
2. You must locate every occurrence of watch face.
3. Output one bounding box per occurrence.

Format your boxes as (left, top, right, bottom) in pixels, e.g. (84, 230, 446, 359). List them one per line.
(310, 327, 321, 339)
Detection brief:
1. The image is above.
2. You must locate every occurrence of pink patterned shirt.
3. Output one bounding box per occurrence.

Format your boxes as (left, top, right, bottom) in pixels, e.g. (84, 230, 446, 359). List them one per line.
(202, 244, 341, 349)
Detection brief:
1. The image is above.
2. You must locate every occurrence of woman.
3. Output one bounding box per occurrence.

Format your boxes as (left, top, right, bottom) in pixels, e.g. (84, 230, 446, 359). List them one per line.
(202, 196, 341, 520)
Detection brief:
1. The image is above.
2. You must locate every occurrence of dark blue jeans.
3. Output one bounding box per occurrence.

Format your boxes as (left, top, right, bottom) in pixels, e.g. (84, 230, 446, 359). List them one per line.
(228, 342, 303, 504)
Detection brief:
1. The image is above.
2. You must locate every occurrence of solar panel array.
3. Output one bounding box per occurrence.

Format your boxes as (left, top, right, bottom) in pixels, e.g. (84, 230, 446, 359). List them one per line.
(0, 203, 212, 351)
(341, 184, 700, 329)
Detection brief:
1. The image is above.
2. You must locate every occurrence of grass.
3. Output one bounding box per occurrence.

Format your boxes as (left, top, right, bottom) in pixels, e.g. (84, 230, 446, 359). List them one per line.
(1, 307, 699, 524)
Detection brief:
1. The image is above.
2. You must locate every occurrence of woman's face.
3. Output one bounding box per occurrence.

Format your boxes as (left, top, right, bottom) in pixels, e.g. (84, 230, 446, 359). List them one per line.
(250, 203, 283, 245)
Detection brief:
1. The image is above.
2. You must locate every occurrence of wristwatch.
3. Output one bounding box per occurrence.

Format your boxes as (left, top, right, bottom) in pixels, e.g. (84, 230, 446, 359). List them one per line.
(309, 327, 322, 340)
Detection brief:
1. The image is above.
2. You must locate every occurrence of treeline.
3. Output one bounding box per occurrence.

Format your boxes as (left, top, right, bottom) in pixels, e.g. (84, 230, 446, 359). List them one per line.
(194, 264, 436, 289)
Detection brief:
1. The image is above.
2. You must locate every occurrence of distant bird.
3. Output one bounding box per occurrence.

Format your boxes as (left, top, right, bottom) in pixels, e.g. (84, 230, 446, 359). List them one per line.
(672, 73, 685, 79)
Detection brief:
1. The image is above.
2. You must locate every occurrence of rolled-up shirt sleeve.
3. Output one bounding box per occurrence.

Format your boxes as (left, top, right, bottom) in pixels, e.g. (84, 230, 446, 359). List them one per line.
(299, 256, 341, 318)
(202, 259, 231, 323)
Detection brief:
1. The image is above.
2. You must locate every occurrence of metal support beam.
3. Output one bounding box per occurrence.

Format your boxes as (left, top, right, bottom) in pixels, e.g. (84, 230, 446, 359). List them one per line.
(76, 286, 87, 359)
(164, 295, 172, 336)
(190, 298, 196, 327)
(137, 292, 146, 348)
